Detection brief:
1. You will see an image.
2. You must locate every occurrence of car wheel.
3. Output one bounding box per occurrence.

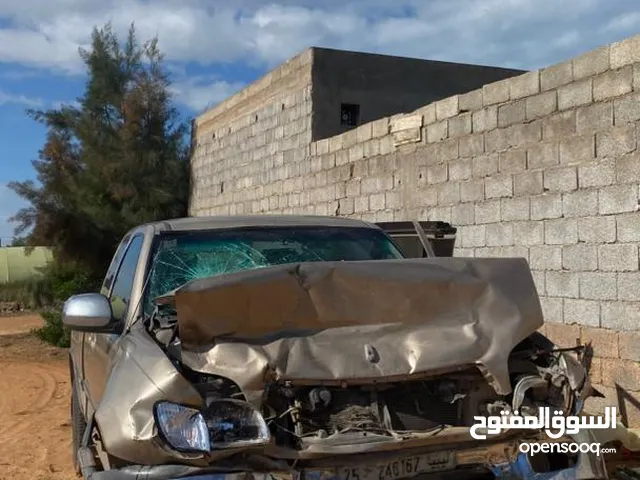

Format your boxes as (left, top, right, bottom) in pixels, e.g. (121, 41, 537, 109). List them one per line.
(71, 383, 87, 477)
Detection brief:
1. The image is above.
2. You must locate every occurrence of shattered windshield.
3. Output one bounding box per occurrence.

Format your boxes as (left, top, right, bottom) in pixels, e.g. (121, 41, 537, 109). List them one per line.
(144, 226, 403, 312)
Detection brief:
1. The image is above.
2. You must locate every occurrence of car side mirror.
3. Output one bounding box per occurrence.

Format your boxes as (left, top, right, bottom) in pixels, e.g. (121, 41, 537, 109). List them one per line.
(62, 293, 120, 333)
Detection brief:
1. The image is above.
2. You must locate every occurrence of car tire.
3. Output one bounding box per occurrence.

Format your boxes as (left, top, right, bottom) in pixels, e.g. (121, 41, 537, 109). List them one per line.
(71, 383, 87, 477)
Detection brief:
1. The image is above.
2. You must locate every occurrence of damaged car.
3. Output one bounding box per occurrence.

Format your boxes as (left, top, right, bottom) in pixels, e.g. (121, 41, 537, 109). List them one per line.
(64, 215, 611, 480)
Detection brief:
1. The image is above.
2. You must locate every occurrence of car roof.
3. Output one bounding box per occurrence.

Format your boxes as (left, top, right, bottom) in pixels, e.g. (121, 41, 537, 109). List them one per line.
(138, 215, 381, 234)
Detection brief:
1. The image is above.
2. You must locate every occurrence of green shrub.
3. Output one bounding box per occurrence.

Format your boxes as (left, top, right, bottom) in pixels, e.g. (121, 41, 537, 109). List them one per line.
(33, 309, 70, 348)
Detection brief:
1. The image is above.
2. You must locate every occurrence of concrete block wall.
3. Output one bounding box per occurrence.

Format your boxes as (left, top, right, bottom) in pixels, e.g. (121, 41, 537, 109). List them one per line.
(190, 49, 314, 216)
(190, 34, 640, 427)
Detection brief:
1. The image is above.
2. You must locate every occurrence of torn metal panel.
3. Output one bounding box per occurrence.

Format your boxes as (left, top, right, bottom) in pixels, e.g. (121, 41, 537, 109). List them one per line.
(159, 257, 544, 397)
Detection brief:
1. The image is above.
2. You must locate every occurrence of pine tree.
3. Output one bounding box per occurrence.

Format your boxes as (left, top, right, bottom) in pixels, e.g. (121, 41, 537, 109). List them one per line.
(9, 23, 190, 274)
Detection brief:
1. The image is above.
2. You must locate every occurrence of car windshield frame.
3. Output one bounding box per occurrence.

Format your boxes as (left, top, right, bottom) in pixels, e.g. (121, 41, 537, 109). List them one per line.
(141, 225, 405, 315)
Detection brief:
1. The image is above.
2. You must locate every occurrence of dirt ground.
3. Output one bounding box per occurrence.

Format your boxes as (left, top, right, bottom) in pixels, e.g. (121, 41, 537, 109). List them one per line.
(0, 314, 75, 480)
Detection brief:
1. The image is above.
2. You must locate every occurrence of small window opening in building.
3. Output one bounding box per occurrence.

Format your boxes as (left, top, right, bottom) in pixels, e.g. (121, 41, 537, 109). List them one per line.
(340, 103, 360, 128)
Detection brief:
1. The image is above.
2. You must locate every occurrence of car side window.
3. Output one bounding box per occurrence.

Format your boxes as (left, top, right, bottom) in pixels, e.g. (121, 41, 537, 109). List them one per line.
(102, 235, 131, 294)
(109, 235, 144, 322)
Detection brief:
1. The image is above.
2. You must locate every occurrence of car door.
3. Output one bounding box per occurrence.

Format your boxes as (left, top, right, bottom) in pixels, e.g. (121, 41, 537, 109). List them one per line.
(83, 234, 145, 408)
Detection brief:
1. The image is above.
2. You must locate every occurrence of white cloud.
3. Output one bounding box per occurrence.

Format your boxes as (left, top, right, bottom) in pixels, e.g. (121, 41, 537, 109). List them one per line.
(0, 0, 639, 111)
(0, 0, 638, 76)
(170, 76, 245, 113)
(0, 89, 42, 108)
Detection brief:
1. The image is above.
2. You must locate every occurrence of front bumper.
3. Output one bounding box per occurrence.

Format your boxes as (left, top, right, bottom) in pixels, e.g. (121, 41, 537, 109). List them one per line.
(85, 439, 608, 480)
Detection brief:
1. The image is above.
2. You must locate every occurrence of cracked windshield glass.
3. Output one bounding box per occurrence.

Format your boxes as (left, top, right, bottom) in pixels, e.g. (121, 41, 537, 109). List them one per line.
(146, 226, 403, 309)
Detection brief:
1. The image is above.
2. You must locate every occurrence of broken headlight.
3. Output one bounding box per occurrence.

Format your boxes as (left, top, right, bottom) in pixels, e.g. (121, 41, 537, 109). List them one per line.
(154, 401, 211, 453)
(204, 399, 271, 449)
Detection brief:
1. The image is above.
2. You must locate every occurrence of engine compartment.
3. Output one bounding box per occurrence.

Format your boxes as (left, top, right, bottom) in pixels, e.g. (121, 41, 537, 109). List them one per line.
(176, 332, 588, 452)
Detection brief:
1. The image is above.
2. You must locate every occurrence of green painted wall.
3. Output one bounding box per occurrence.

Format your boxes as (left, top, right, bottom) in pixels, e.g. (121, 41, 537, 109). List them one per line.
(0, 247, 53, 283)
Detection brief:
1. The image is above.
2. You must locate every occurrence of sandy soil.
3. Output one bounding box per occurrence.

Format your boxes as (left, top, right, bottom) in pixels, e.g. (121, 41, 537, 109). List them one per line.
(0, 315, 76, 480)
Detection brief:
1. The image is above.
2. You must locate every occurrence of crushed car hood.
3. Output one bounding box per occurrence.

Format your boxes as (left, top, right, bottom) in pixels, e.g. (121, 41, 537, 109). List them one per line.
(156, 257, 543, 398)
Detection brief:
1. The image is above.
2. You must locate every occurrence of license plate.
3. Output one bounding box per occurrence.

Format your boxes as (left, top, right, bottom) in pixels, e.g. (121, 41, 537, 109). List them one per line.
(337, 452, 455, 480)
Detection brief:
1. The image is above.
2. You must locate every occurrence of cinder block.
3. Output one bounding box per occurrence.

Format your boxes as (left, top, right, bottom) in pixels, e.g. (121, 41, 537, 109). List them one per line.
(372, 118, 390, 138)
(580, 272, 617, 300)
(578, 160, 615, 188)
(545, 218, 578, 245)
(459, 89, 483, 112)
(558, 79, 593, 110)
(601, 301, 640, 331)
(617, 213, 640, 242)
(512, 220, 543, 245)
(451, 203, 475, 225)
(619, 273, 640, 301)
(580, 326, 619, 359)
(484, 174, 513, 199)
(598, 184, 638, 214)
(544, 166, 578, 193)
(475, 199, 501, 224)
(436, 139, 459, 162)
(448, 113, 472, 138)
(564, 299, 601, 327)
(614, 92, 640, 125)
(356, 122, 373, 143)
(596, 124, 636, 157)
(471, 106, 498, 133)
(526, 91, 557, 120)
(540, 298, 563, 323)
(563, 244, 598, 271)
(540, 60, 573, 91)
(529, 245, 563, 270)
(573, 45, 610, 80)
(505, 122, 542, 149)
(363, 139, 381, 158)
(531, 271, 546, 296)
(578, 215, 617, 243)
(354, 195, 369, 213)
(542, 110, 576, 140)
(593, 66, 633, 102)
(510, 71, 540, 100)
(369, 192, 386, 211)
(559, 134, 595, 165)
(435, 96, 460, 120)
(576, 102, 613, 133)
(619, 330, 640, 361)
(501, 197, 531, 222)
(515, 171, 544, 197)
(426, 164, 448, 184)
(498, 100, 526, 128)
(610, 34, 640, 69)
(458, 134, 484, 157)
(472, 153, 499, 178)
(527, 142, 559, 169)
(460, 225, 486, 248)
(601, 358, 640, 391)
(598, 244, 638, 271)
(426, 120, 448, 143)
(448, 159, 473, 181)
(498, 149, 527, 174)
(460, 179, 485, 202)
(361, 174, 394, 195)
(483, 78, 510, 106)
(485, 222, 514, 247)
(437, 181, 461, 205)
(563, 190, 599, 218)
(546, 271, 580, 298)
(484, 128, 508, 153)
(615, 152, 640, 183)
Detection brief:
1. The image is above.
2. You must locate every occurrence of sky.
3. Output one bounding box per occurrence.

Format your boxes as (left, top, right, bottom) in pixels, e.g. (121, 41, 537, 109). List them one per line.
(0, 0, 639, 243)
